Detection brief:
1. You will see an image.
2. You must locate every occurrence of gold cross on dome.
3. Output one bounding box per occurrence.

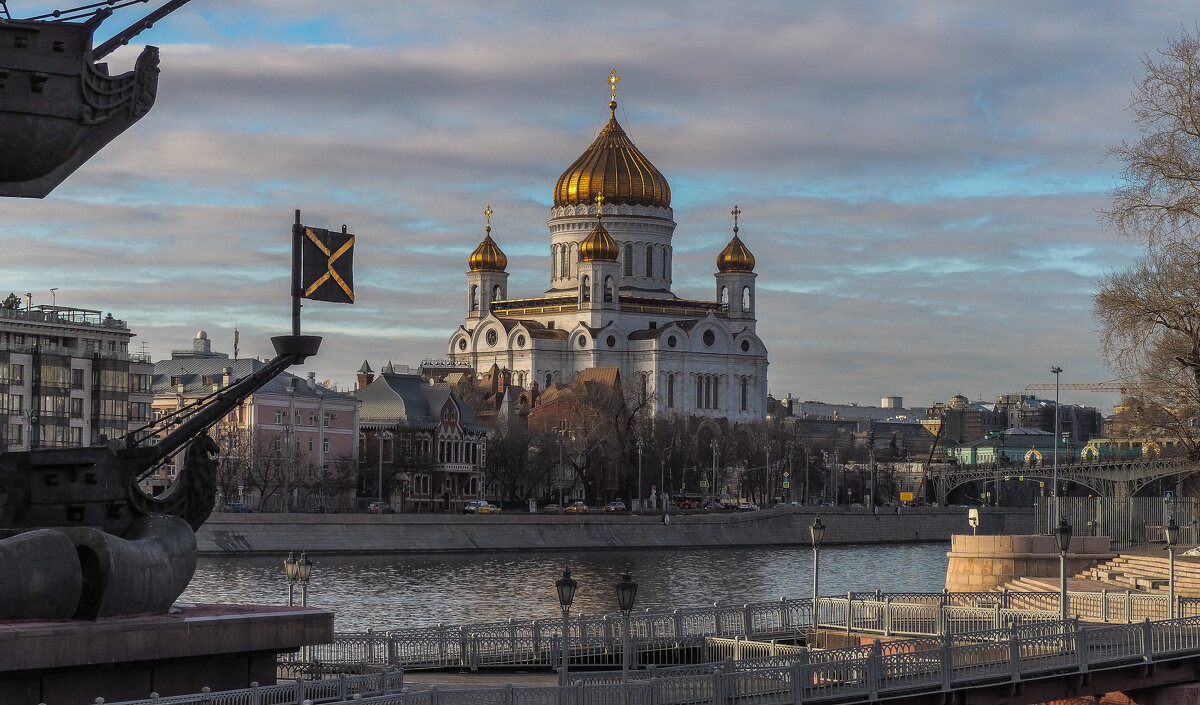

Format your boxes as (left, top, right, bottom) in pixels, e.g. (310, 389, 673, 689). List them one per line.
(731, 205, 741, 233)
(484, 204, 493, 227)
(595, 193, 605, 220)
(608, 69, 621, 102)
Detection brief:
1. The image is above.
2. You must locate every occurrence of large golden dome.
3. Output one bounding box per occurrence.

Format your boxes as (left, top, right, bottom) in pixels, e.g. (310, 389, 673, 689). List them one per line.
(717, 234, 755, 272)
(553, 100, 671, 209)
(469, 232, 507, 271)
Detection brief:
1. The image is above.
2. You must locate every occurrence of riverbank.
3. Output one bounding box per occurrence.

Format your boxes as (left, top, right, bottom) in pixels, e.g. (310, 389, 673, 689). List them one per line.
(196, 505, 1034, 555)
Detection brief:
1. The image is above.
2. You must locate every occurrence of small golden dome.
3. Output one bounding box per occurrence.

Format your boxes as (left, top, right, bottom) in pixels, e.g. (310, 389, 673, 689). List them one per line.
(717, 205, 755, 273)
(469, 205, 508, 272)
(553, 99, 671, 209)
(579, 198, 619, 262)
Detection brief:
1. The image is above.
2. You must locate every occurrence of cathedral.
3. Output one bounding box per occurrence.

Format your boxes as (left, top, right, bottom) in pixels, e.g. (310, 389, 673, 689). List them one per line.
(447, 73, 768, 422)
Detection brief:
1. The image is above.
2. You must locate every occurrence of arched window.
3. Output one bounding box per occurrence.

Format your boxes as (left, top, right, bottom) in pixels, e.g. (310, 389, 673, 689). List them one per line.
(640, 373, 648, 402)
(740, 378, 748, 411)
(719, 286, 728, 304)
(662, 248, 668, 279)
(551, 245, 557, 279)
(546, 372, 553, 389)
(712, 377, 719, 409)
(580, 275, 590, 302)
(696, 377, 703, 409)
(624, 244, 633, 276)
(561, 246, 569, 279)
(604, 276, 614, 302)
(645, 245, 654, 277)
(667, 373, 675, 408)
(492, 284, 502, 301)
(470, 285, 479, 311)
(742, 286, 751, 311)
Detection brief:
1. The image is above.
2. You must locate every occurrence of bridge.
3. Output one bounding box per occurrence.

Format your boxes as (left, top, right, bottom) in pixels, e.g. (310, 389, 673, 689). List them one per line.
(104, 591, 1200, 705)
(931, 457, 1197, 502)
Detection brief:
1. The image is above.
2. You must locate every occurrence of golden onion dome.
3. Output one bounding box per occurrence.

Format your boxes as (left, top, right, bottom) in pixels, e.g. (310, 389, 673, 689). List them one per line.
(469, 206, 508, 271)
(469, 232, 507, 271)
(717, 234, 755, 272)
(553, 99, 671, 209)
(579, 199, 619, 262)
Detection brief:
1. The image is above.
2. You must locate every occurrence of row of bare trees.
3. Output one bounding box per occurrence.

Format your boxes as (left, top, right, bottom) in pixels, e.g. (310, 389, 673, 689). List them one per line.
(209, 425, 356, 511)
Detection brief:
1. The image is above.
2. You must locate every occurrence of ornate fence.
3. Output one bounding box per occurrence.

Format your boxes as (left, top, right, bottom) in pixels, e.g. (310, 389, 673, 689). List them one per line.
(280, 590, 1174, 674)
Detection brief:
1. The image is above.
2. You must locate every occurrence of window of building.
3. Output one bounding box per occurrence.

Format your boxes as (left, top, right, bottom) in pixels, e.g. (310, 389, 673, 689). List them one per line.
(71, 368, 84, 389)
(10, 364, 22, 385)
(623, 244, 633, 276)
(580, 276, 590, 302)
(71, 397, 83, 418)
(741, 379, 748, 411)
(645, 245, 653, 277)
(324, 414, 332, 428)
(696, 377, 703, 409)
(308, 437, 314, 452)
(667, 374, 675, 408)
(323, 438, 330, 453)
(662, 249, 668, 279)
(274, 410, 283, 424)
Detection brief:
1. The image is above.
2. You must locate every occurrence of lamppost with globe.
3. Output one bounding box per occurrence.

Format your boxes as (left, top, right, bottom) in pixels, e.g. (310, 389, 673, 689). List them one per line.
(556, 569, 577, 687)
(1054, 519, 1072, 622)
(284, 550, 313, 606)
(810, 517, 825, 632)
(615, 572, 638, 681)
(1166, 517, 1180, 618)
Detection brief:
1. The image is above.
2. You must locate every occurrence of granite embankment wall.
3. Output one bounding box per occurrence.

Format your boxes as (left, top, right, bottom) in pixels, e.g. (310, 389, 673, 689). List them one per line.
(196, 506, 1035, 555)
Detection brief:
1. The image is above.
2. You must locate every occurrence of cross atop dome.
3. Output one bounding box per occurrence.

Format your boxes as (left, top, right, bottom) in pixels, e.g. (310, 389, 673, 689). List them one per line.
(732, 204, 741, 235)
(608, 68, 621, 112)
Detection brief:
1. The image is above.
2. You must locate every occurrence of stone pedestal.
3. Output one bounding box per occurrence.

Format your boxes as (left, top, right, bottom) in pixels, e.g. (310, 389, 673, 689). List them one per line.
(0, 604, 333, 705)
(946, 534, 1116, 592)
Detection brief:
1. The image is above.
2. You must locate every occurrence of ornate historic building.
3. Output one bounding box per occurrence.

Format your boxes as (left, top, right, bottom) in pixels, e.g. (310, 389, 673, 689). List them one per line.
(448, 75, 768, 422)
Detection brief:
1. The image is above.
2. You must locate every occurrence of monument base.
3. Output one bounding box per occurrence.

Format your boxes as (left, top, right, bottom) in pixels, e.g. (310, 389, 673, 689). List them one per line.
(946, 534, 1116, 592)
(0, 603, 333, 705)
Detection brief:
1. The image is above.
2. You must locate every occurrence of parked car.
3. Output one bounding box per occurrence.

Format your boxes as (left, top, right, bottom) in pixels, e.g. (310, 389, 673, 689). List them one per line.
(463, 501, 483, 514)
(603, 500, 626, 513)
(565, 501, 589, 513)
(306, 505, 327, 513)
(737, 502, 759, 511)
(224, 502, 253, 513)
(542, 503, 564, 514)
(367, 501, 394, 514)
(476, 502, 502, 514)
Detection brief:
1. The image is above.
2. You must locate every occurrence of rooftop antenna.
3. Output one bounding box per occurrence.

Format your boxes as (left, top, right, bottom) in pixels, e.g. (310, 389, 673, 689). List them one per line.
(49, 288, 58, 307)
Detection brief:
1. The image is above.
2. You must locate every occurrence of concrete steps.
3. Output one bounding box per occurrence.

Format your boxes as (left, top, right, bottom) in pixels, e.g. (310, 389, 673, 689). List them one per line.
(1071, 551, 1200, 596)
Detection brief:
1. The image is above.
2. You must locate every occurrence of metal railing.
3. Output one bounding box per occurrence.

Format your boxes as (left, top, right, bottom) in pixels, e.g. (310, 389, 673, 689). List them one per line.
(279, 617, 1200, 705)
(103, 670, 405, 705)
(282, 590, 1176, 674)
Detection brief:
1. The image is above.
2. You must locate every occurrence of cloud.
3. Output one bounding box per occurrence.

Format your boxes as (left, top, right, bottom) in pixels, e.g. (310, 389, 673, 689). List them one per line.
(2, 0, 1189, 411)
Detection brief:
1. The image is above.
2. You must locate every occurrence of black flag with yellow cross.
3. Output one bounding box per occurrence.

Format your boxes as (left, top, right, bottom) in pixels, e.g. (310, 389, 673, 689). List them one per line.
(300, 224, 355, 304)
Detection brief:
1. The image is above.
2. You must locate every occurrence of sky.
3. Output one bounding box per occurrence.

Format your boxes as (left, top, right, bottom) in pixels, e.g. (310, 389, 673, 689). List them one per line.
(1, 0, 1187, 412)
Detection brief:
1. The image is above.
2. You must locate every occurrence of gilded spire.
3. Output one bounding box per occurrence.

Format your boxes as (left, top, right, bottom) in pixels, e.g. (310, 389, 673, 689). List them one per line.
(608, 68, 621, 114)
(717, 205, 755, 273)
(469, 204, 508, 272)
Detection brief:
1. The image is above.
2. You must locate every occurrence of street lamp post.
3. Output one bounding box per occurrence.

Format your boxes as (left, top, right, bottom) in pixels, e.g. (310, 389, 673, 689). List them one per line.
(636, 438, 643, 512)
(1166, 517, 1180, 619)
(810, 517, 825, 632)
(557, 432, 565, 507)
(297, 551, 313, 606)
(1051, 365, 1063, 523)
(615, 572, 638, 682)
(710, 439, 719, 505)
(556, 569, 578, 688)
(378, 430, 392, 509)
(1055, 519, 1072, 622)
(284, 550, 298, 606)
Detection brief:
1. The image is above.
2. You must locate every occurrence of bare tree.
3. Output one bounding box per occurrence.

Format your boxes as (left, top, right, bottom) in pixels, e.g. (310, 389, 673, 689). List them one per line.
(1097, 26, 1200, 460)
(1104, 27, 1200, 248)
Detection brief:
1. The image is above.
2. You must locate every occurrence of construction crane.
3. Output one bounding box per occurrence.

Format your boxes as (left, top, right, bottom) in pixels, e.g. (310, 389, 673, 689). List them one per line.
(1025, 381, 1132, 393)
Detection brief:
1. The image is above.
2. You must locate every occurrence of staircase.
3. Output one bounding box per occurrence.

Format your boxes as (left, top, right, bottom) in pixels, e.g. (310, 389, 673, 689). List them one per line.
(1075, 552, 1200, 596)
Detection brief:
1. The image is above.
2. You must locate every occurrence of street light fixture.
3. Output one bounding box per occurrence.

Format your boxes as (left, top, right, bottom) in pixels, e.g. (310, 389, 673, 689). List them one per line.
(1166, 517, 1180, 619)
(615, 572, 638, 681)
(636, 438, 644, 512)
(378, 430, 392, 509)
(1051, 365, 1063, 523)
(710, 439, 719, 505)
(810, 517, 825, 632)
(284, 550, 298, 606)
(1054, 518, 1072, 622)
(297, 551, 313, 606)
(556, 568, 578, 687)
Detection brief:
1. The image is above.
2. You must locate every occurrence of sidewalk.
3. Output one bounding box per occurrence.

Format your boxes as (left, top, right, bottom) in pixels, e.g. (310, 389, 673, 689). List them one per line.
(399, 670, 559, 689)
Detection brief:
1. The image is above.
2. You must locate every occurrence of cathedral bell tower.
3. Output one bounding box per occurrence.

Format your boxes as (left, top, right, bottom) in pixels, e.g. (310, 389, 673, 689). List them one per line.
(467, 205, 509, 319)
(577, 195, 620, 322)
(715, 205, 757, 322)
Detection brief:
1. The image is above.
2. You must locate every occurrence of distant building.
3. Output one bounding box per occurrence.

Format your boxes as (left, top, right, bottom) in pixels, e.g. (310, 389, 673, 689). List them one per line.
(946, 427, 1069, 466)
(355, 361, 488, 512)
(0, 298, 152, 451)
(151, 331, 359, 508)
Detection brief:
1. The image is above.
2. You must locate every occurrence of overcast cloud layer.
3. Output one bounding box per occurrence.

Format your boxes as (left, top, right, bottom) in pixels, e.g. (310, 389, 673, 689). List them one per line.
(1, 1, 1181, 411)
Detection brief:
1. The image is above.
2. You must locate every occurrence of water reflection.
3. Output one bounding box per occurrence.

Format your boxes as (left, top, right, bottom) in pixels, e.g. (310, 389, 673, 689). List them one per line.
(181, 543, 950, 632)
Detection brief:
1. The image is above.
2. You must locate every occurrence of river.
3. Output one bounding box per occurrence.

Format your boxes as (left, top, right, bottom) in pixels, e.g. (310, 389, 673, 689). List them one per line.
(180, 542, 951, 632)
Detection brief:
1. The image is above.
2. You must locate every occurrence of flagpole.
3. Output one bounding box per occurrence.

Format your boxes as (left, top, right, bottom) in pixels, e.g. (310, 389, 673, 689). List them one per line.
(292, 209, 303, 338)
